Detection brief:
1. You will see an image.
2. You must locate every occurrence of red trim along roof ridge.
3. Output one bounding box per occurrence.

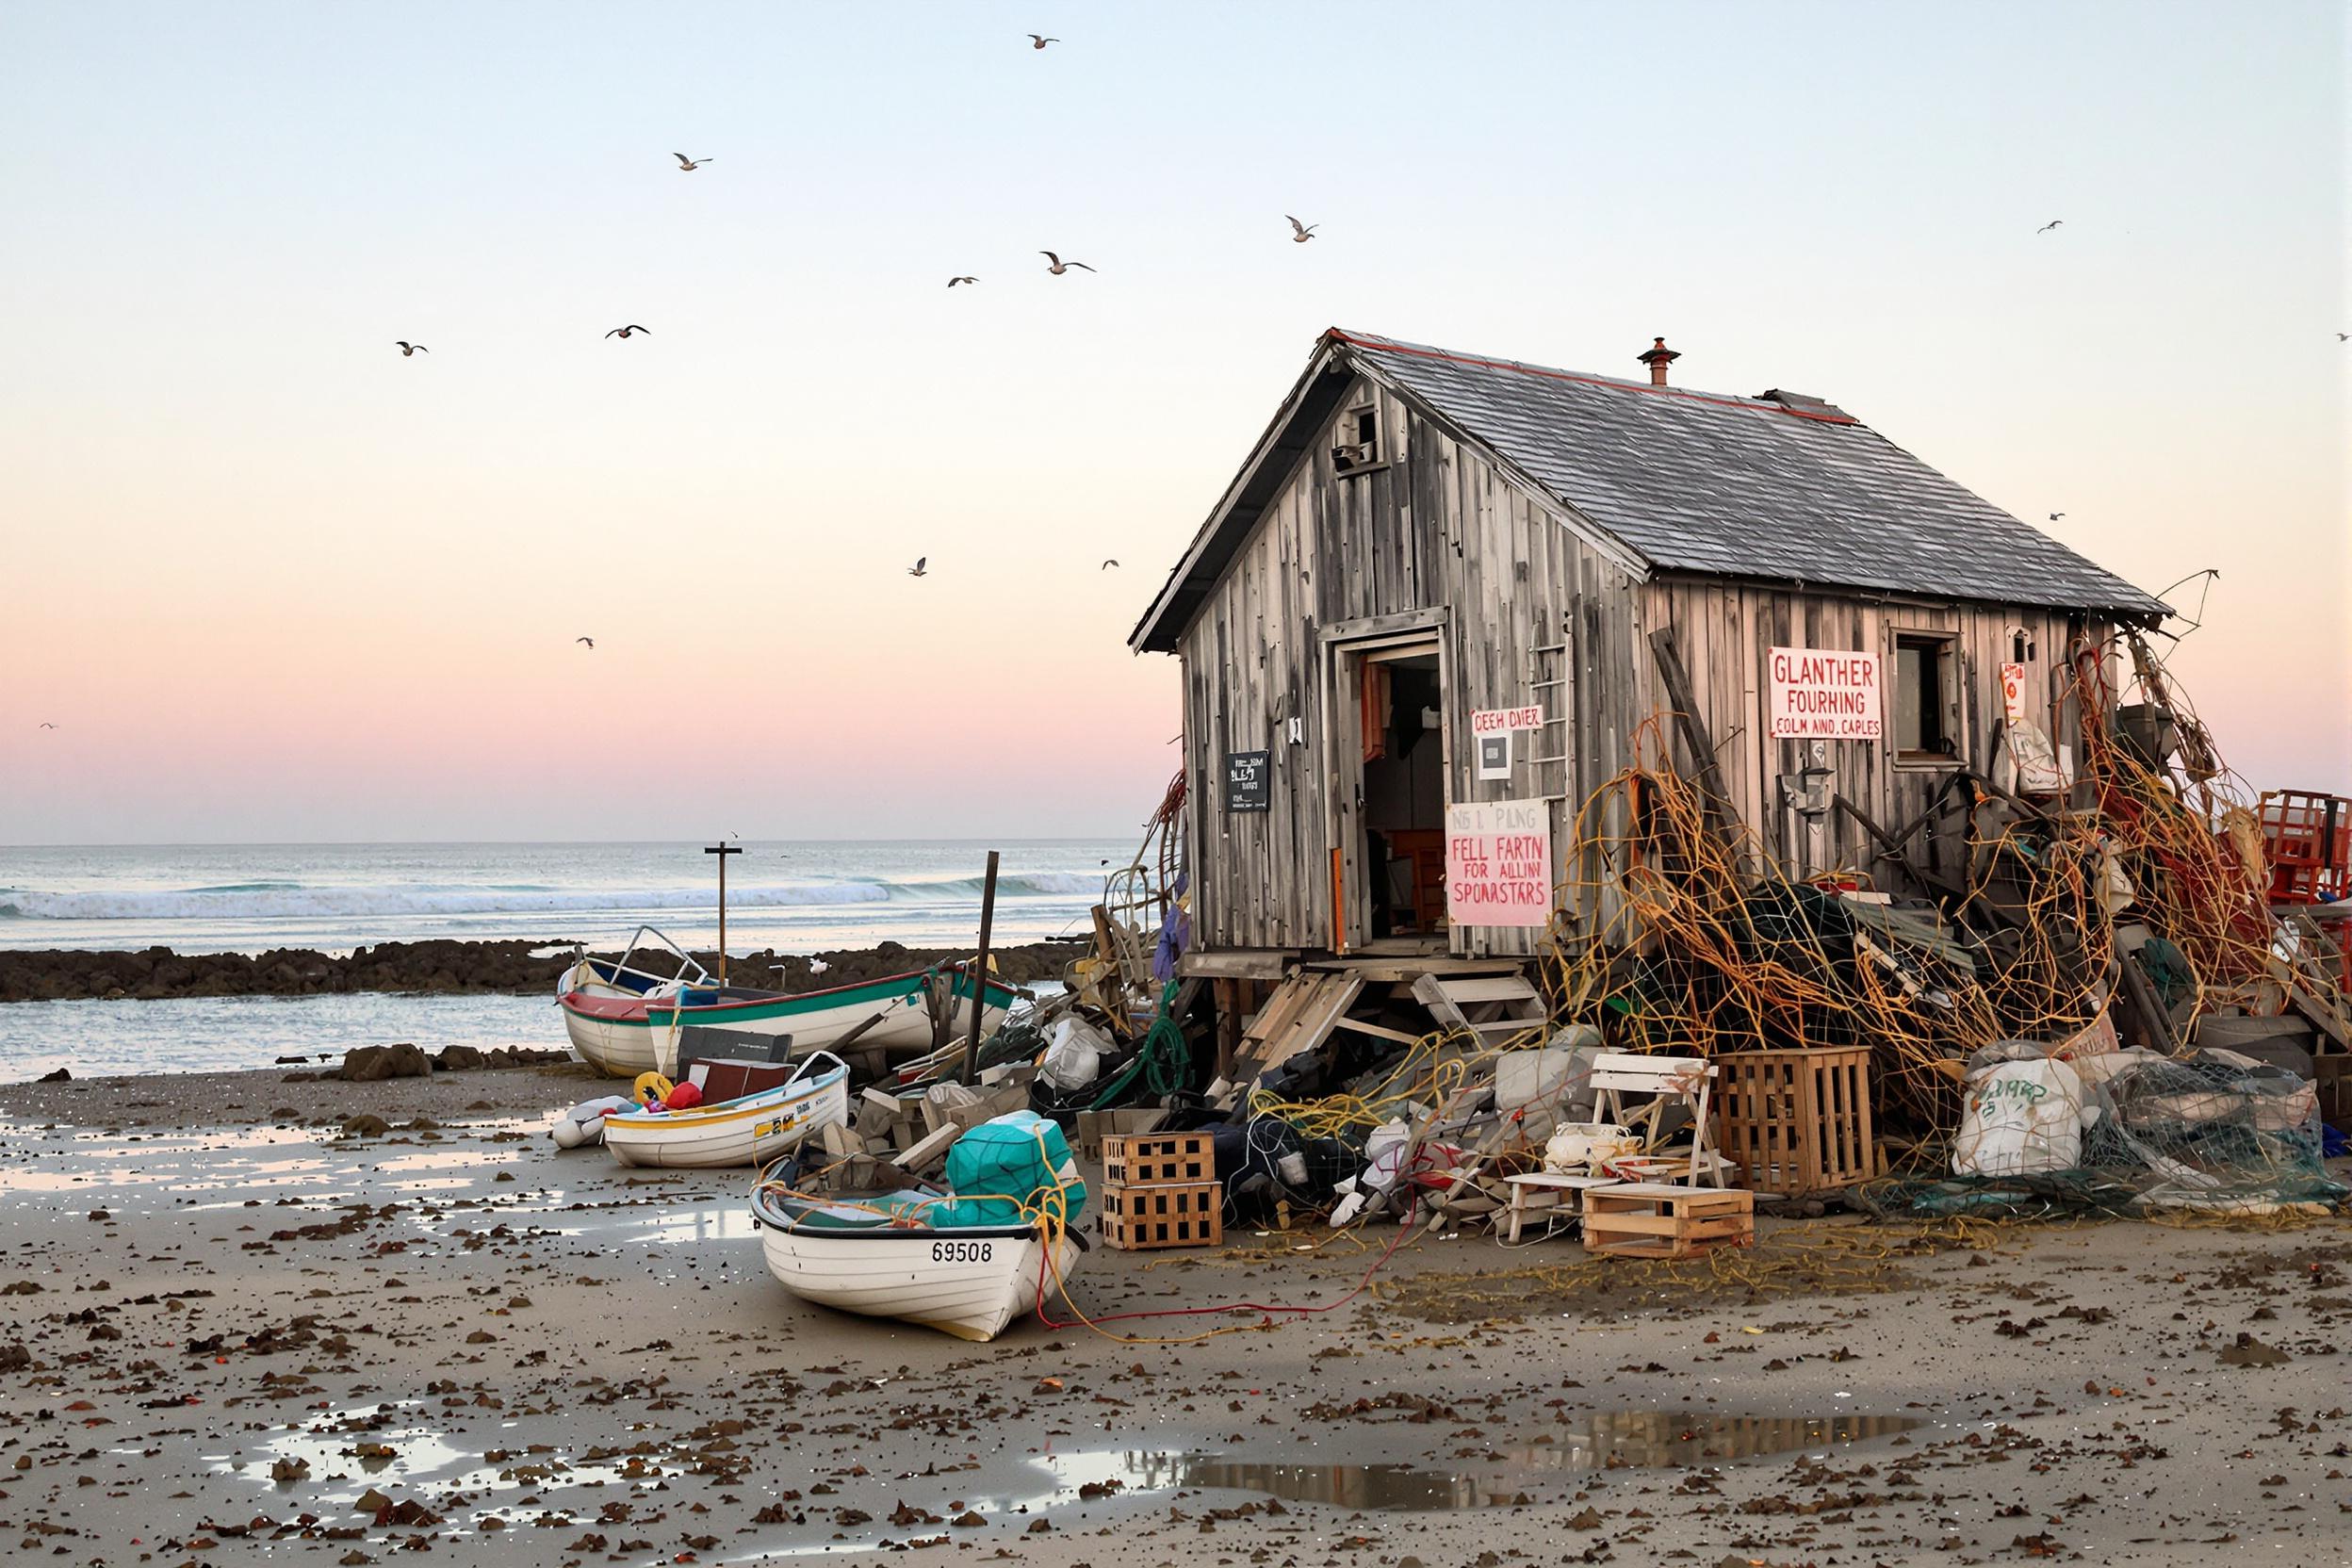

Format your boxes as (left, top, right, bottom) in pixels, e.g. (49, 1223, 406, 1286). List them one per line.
(1325, 328, 1861, 426)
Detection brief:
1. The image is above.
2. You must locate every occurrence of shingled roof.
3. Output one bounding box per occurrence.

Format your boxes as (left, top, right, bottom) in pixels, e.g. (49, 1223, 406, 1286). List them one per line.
(1132, 328, 2166, 653)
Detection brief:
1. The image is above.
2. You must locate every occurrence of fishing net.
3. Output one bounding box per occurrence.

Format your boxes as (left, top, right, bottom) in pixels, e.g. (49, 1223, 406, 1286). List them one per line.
(1528, 634, 2349, 1224)
(1855, 1042, 2344, 1218)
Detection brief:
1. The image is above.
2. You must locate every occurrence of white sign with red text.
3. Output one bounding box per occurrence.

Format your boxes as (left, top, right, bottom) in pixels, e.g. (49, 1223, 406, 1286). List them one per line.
(1444, 798, 1552, 928)
(1767, 646, 1884, 741)
(1470, 706, 1546, 735)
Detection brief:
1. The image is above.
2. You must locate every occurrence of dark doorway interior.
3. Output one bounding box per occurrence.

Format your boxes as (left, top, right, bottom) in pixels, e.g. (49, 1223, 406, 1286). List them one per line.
(1360, 653, 1445, 939)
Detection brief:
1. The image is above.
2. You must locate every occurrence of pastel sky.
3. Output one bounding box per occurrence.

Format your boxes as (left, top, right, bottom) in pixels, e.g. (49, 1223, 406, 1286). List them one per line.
(2, 1, 2344, 845)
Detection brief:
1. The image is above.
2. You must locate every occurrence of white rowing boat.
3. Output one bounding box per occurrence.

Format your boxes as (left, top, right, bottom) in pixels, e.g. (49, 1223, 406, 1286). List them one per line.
(746, 1183, 1080, 1342)
(603, 1056, 851, 1170)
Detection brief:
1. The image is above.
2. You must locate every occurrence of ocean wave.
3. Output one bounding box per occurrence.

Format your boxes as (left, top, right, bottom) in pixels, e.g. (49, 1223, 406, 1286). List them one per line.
(0, 872, 1107, 923)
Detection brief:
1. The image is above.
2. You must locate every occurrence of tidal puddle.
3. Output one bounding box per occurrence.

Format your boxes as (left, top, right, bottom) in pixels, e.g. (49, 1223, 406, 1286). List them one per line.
(0, 1119, 542, 1211)
(210, 1404, 614, 1501)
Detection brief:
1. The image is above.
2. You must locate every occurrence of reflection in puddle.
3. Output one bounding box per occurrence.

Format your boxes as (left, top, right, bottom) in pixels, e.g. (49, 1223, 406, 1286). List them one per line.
(1084, 1413, 1921, 1511)
(1527, 1411, 1919, 1468)
(1125, 1457, 1521, 1510)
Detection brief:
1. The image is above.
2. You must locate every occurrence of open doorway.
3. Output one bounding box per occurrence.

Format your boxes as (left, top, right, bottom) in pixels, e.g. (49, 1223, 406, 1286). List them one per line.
(1334, 637, 1448, 951)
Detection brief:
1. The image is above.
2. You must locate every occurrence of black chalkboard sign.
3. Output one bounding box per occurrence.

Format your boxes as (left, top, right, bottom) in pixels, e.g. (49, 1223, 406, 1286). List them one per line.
(1224, 750, 1271, 812)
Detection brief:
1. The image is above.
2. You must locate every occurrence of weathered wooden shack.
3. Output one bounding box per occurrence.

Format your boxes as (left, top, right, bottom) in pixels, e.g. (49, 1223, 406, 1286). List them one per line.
(1130, 328, 2167, 977)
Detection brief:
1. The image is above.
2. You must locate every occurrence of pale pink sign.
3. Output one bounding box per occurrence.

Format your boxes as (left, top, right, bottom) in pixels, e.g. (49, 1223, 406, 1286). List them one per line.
(1444, 798, 1552, 928)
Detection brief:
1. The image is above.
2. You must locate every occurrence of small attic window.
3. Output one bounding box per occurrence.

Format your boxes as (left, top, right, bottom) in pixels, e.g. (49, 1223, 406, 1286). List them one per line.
(1332, 404, 1380, 474)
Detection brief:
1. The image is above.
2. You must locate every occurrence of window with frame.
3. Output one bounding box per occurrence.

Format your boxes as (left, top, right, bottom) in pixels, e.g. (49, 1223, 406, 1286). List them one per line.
(1893, 632, 1958, 762)
(1332, 404, 1380, 473)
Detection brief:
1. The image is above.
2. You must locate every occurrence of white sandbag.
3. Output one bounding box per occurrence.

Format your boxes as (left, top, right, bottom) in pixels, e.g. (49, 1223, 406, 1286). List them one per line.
(1952, 1057, 2095, 1177)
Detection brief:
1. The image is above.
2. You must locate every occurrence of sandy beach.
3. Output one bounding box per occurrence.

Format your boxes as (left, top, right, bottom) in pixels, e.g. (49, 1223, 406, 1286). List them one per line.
(4, 1064, 2345, 1567)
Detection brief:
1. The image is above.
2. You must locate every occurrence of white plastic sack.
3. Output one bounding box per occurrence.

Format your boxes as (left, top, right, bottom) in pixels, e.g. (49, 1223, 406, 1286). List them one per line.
(1357, 1119, 1413, 1196)
(1039, 1016, 1110, 1091)
(550, 1094, 635, 1149)
(1544, 1121, 1639, 1174)
(1952, 1058, 2095, 1177)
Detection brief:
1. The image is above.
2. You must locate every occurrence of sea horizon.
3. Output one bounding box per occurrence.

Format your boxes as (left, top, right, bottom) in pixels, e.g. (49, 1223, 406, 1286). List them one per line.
(1, 838, 1139, 955)
(0, 838, 1134, 1078)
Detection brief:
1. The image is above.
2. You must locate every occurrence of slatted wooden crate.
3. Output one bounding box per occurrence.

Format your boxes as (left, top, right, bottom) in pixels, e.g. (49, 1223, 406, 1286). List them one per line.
(1581, 1183, 1754, 1260)
(1098, 1181, 1223, 1250)
(1102, 1131, 1215, 1187)
(1711, 1047, 1877, 1197)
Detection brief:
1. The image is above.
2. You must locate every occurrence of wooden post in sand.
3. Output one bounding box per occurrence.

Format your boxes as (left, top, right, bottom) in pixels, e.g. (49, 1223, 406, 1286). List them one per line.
(705, 842, 742, 987)
(961, 851, 1001, 1084)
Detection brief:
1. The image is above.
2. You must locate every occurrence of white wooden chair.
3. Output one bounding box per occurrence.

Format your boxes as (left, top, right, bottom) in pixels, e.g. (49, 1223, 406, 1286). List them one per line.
(1588, 1052, 1730, 1188)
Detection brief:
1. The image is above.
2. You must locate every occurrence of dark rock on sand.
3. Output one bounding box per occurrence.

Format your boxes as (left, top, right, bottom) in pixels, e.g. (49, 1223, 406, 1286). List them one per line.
(340, 1114, 390, 1138)
(337, 1043, 432, 1082)
(38, 1067, 70, 1083)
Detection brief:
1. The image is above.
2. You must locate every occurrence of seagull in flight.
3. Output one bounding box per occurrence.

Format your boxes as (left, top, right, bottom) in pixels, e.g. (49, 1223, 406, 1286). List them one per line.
(673, 153, 713, 171)
(1027, 34, 1059, 49)
(1286, 216, 1317, 243)
(2036, 220, 2063, 234)
(605, 324, 650, 338)
(395, 341, 427, 356)
(2338, 332, 2348, 341)
(1040, 252, 1094, 275)
(907, 557, 928, 578)
(38, 722, 57, 729)
(948, 276, 978, 286)
(576, 636, 595, 648)
(1101, 559, 1119, 570)
(2048, 513, 2065, 521)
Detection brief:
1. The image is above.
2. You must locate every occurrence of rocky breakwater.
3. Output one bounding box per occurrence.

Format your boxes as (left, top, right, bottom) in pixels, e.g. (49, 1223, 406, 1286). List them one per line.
(0, 938, 1086, 1004)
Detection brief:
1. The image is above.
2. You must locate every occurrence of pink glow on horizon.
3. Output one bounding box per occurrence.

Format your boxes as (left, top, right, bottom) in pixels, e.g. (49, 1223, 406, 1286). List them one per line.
(1, 3, 2343, 844)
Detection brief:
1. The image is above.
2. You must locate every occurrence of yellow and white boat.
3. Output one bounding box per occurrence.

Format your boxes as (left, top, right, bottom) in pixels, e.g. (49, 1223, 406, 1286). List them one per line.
(603, 1056, 851, 1170)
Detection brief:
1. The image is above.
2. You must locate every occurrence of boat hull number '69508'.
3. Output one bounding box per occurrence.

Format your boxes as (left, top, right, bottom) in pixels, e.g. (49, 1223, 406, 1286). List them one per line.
(932, 1240, 994, 1264)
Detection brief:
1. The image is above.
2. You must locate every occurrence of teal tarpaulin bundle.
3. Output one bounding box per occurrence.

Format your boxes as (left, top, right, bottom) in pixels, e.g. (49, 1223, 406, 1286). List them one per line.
(932, 1111, 1087, 1229)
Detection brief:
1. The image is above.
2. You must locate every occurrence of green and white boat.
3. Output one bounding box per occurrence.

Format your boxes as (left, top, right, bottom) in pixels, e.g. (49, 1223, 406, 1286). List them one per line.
(558, 927, 1021, 1079)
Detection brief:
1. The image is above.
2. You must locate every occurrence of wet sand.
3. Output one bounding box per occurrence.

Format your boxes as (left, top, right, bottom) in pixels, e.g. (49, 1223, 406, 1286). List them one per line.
(2, 1067, 2347, 1565)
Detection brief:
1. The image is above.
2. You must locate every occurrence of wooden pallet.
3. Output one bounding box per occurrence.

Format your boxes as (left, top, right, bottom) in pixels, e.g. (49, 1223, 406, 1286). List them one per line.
(1102, 1132, 1215, 1187)
(1098, 1181, 1223, 1250)
(1581, 1183, 1754, 1260)
(1412, 972, 1548, 1044)
(1212, 971, 1364, 1107)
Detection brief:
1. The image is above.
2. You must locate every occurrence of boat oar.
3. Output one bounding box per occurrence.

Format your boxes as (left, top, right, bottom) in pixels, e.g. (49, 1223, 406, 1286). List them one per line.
(829, 1006, 897, 1065)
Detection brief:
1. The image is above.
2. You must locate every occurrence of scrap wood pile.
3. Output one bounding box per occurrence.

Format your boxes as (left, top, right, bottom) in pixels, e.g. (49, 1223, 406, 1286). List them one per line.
(899, 639, 2345, 1250)
(988, 638, 2342, 1248)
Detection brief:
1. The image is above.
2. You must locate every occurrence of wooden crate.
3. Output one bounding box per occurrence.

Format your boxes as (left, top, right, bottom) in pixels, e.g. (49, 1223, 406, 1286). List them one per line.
(1098, 1181, 1223, 1250)
(1582, 1183, 1754, 1260)
(1075, 1108, 1168, 1167)
(1712, 1047, 1877, 1197)
(1102, 1132, 1215, 1187)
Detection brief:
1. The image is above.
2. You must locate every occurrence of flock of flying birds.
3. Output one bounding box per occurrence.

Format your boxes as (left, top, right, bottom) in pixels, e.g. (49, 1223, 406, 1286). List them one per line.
(29, 55, 2342, 735)
(474, 32, 1316, 645)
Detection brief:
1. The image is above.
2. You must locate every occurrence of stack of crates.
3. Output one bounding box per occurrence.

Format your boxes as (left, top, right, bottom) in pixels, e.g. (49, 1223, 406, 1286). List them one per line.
(1097, 1131, 1221, 1250)
(2260, 790, 2350, 903)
